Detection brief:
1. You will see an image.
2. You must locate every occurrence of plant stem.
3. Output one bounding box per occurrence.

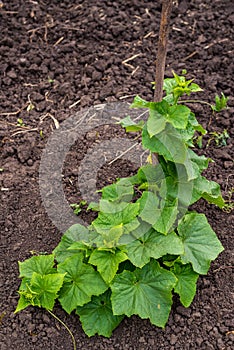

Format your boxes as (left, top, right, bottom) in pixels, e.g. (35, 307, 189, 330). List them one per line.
(47, 310, 76, 350)
(154, 0, 173, 102)
(178, 99, 213, 108)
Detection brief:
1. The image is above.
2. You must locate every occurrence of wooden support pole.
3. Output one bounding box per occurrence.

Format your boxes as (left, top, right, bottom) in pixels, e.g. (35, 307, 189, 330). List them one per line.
(154, 0, 173, 102)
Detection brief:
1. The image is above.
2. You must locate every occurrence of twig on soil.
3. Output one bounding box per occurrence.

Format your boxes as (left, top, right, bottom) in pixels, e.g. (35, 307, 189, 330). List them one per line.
(53, 36, 64, 46)
(133, 109, 148, 121)
(108, 141, 140, 165)
(40, 113, 60, 129)
(0, 120, 31, 129)
(131, 66, 140, 76)
(119, 94, 136, 100)
(0, 102, 30, 116)
(122, 54, 141, 70)
(0, 11, 18, 14)
(45, 91, 54, 103)
(213, 266, 234, 273)
(182, 38, 229, 61)
(11, 128, 38, 136)
(69, 99, 81, 109)
(143, 31, 154, 39)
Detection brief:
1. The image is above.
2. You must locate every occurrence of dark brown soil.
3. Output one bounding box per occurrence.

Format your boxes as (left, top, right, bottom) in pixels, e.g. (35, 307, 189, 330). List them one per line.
(0, 1, 234, 349)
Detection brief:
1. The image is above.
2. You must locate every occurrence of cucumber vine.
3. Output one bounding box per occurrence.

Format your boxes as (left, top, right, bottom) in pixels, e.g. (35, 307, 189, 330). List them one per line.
(15, 72, 229, 339)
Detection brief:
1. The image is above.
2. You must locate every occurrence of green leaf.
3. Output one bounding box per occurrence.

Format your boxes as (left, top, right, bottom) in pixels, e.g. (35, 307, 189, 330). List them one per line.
(18, 255, 56, 278)
(118, 116, 144, 132)
(53, 224, 90, 263)
(152, 199, 179, 234)
(146, 100, 169, 137)
(172, 263, 199, 307)
(163, 78, 177, 96)
(188, 149, 211, 172)
(138, 192, 178, 234)
(76, 291, 124, 337)
(111, 260, 177, 327)
(15, 293, 32, 313)
(126, 229, 184, 268)
(211, 92, 228, 112)
(130, 95, 150, 108)
(189, 83, 203, 93)
(15, 272, 65, 312)
(101, 180, 134, 202)
(178, 213, 224, 274)
(57, 254, 107, 313)
(92, 202, 140, 235)
(87, 202, 99, 211)
(138, 191, 160, 225)
(142, 124, 187, 163)
(89, 249, 128, 284)
(30, 272, 65, 310)
(147, 113, 166, 137)
(102, 225, 124, 248)
(192, 175, 225, 208)
(15, 278, 37, 312)
(166, 105, 190, 129)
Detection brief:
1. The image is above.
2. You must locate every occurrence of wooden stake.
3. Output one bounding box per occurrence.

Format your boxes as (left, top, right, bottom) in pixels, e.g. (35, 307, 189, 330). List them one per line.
(154, 0, 173, 102)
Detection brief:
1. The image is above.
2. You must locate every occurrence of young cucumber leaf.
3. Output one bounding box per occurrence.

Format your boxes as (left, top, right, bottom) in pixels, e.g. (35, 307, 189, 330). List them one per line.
(110, 260, 177, 328)
(118, 115, 144, 132)
(152, 199, 179, 234)
(15, 272, 65, 312)
(178, 213, 224, 274)
(192, 175, 225, 208)
(172, 263, 199, 307)
(29, 273, 65, 310)
(76, 290, 124, 338)
(18, 254, 56, 278)
(100, 179, 134, 202)
(142, 124, 187, 164)
(16, 278, 40, 312)
(92, 202, 140, 237)
(137, 192, 178, 234)
(89, 249, 128, 284)
(126, 228, 184, 268)
(130, 95, 151, 108)
(146, 101, 190, 138)
(57, 254, 108, 313)
(53, 224, 90, 263)
(137, 191, 160, 225)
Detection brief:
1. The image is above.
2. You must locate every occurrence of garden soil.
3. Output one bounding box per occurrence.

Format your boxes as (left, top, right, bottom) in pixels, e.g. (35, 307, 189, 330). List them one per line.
(0, 0, 233, 349)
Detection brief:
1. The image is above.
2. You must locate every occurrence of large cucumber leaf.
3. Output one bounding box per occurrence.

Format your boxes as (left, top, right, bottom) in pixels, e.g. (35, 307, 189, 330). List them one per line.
(57, 254, 108, 313)
(76, 291, 124, 337)
(126, 229, 184, 268)
(178, 213, 224, 274)
(110, 260, 177, 327)
(172, 263, 199, 307)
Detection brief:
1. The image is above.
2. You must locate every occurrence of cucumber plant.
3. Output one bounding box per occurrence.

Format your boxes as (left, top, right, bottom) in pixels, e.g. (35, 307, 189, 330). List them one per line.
(15, 0, 230, 344)
(15, 72, 229, 339)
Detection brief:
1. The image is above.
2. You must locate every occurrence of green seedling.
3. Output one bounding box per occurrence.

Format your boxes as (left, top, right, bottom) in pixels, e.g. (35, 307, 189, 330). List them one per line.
(211, 92, 229, 112)
(70, 201, 87, 215)
(48, 76, 54, 83)
(207, 129, 230, 148)
(17, 118, 25, 127)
